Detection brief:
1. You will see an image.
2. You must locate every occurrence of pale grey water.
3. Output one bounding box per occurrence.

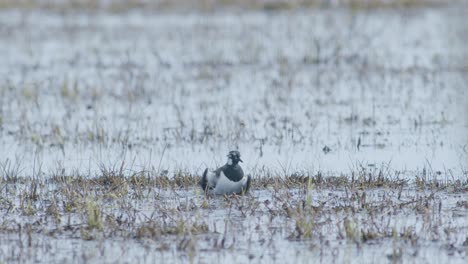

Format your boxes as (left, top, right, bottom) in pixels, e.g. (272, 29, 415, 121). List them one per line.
(1, 185, 467, 264)
(0, 7, 467, 180)
(0, 6, 468, 263)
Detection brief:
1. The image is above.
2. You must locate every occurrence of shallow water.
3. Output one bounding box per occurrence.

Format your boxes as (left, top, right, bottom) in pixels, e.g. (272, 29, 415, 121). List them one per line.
(0, 182, 467, 264)
(0, 5, 467, 262)
(0, 6, 467, 180)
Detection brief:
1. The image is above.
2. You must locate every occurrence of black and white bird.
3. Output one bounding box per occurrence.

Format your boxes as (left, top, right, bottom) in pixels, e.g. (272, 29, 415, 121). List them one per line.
(199, 150, 251, 195)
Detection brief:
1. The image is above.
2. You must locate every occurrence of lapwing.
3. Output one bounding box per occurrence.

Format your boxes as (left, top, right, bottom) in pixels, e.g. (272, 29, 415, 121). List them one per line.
(199, 150, 251, 195)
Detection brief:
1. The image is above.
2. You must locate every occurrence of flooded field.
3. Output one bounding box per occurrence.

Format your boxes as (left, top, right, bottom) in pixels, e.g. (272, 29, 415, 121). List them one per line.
(0, 1, 467, 263)
(1, 175, 467, 263)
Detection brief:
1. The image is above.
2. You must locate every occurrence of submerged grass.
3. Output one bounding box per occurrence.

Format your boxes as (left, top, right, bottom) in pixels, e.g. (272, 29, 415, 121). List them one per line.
(38, 167, 468, 192)
(0, 169, 466, 262)
(0, 2, 466, 263)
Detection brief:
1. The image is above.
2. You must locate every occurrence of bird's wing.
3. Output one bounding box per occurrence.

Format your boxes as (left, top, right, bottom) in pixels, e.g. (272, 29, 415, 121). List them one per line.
(207, 169, 218, 187)
(199, 168, 209, 190)
(205, 165, 226, 188)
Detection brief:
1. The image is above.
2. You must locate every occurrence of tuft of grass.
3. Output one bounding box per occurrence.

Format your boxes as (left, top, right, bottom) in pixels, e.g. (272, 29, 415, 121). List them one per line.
(344, 217, 359, 243)
(0, 158, 23, 183)
(291, 215, 315, 240)
(85, 198, 103, 231)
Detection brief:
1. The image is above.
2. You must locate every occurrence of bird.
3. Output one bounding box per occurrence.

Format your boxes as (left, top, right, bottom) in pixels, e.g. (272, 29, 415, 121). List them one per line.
(199, 150, 251, 195)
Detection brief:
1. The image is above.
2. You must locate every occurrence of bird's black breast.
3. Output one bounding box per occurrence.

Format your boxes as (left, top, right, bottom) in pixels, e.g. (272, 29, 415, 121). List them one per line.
(221, 164, 244, 182)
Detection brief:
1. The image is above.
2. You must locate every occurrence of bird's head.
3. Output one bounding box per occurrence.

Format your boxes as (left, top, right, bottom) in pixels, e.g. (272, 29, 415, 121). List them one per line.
(227, 150, 243, 165)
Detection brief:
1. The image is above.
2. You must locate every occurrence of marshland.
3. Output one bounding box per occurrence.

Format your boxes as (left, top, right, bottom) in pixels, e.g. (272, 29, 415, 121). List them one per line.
(0, 0, 467, 263)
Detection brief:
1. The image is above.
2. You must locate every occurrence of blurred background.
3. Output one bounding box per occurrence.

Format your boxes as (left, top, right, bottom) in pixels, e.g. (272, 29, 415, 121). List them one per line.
(0, 0, 459, 10)
(0, 0, 467, 179)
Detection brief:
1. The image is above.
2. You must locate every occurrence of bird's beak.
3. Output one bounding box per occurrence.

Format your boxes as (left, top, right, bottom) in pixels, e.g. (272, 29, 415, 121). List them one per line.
(239, 158, 243, 162)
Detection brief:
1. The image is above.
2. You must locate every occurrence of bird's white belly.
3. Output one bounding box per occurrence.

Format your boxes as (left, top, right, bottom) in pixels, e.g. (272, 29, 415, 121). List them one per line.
(213, 171, 247, 195)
